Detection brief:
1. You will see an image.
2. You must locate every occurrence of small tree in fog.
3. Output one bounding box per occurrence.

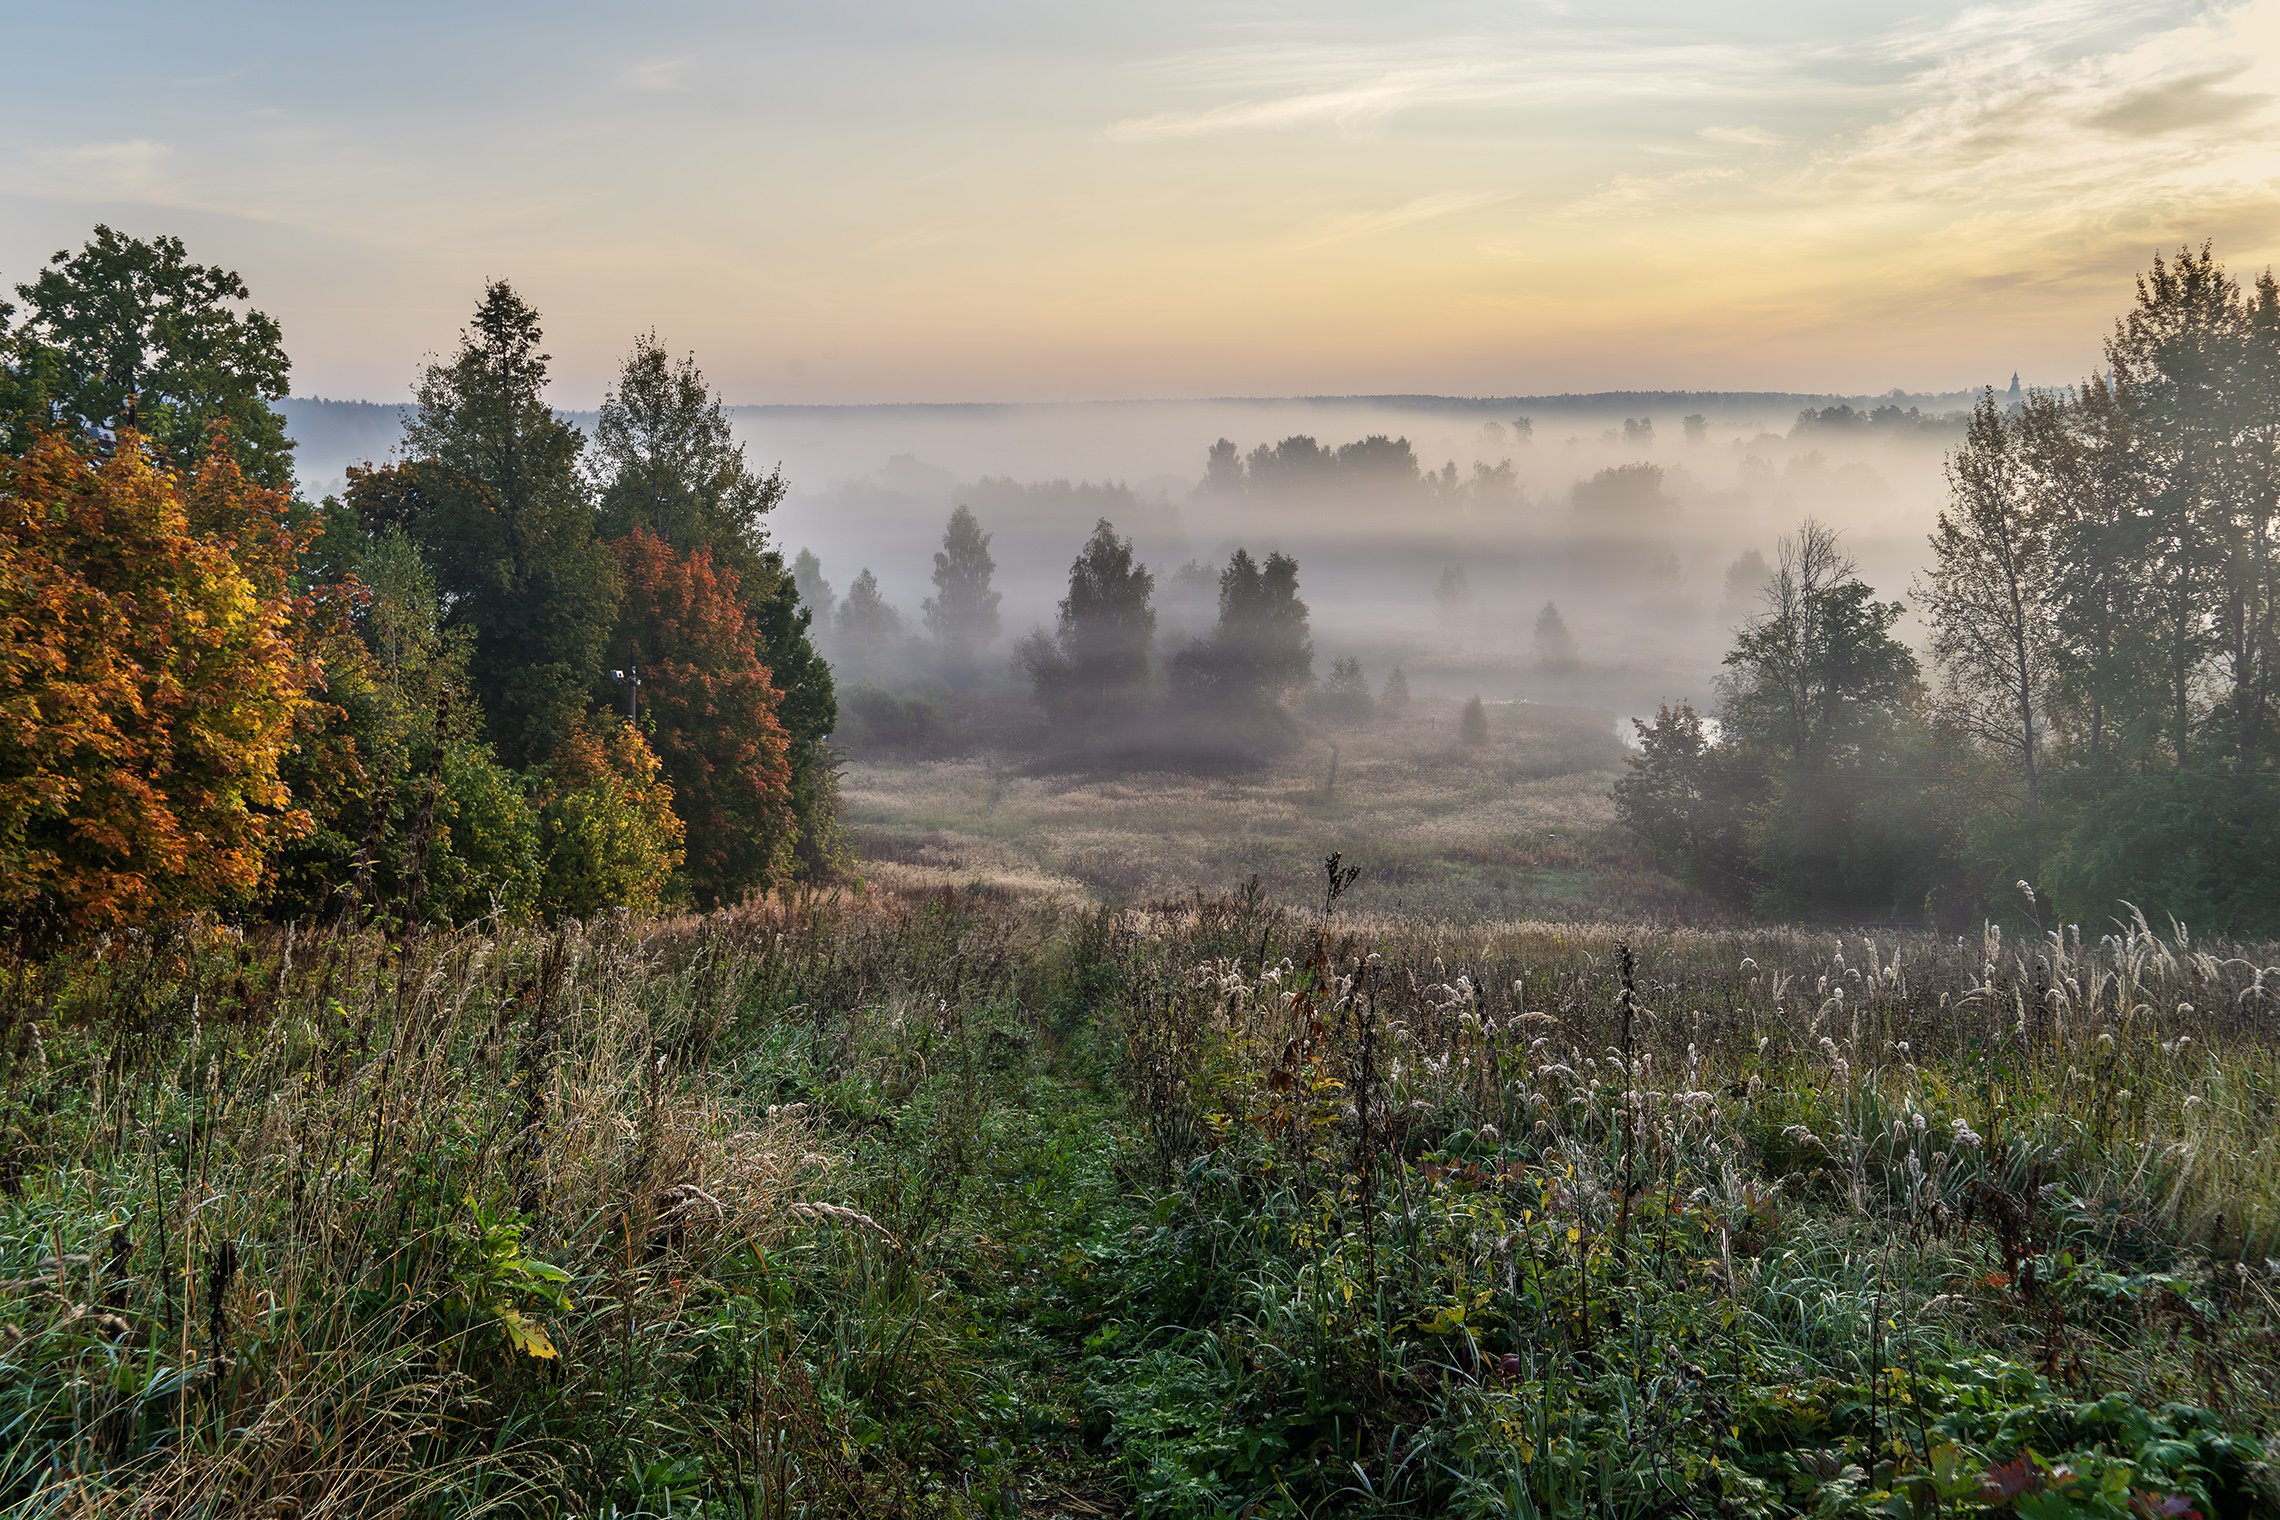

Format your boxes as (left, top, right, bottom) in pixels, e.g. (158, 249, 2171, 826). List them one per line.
(1683, 414, 1708, 443)
(1434, 565, 1470, 614)
(1201, 438, 1244, 496)
(1016, 518, 1154, 728)
(1719, 521, 1920, 768)
(834, 568, 903, 681)
(1380, 665, 1411, 714)
(922, 505, 1002, 671)
(1459, 695, 1490, 746)
(1174, 549, 1311, 709)
(1310, 656, 1373, 723)
(794, 548, 835, 627)
(1532, 602, 1579, 672)
(1719, 550, 1767, 629)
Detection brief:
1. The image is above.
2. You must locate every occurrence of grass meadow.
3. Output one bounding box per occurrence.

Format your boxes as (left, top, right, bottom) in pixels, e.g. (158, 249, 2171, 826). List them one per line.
(842, 697, 1727, 926)
(4, 876, 2277, 1517)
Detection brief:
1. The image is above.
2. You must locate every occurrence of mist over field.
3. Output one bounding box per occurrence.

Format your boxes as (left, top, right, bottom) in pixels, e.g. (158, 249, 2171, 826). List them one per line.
(283, 387, 1985, 725)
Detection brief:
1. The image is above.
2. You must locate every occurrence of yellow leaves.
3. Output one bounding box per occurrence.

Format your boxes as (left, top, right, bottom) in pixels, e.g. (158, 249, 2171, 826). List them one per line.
(496, 1305, 558, 1360)
(0, 427, 315, 932)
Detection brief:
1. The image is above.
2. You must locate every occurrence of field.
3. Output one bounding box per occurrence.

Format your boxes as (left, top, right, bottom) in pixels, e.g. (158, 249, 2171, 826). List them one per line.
(5, 884, 2278, 1518)
(842, 696, 1729, 925)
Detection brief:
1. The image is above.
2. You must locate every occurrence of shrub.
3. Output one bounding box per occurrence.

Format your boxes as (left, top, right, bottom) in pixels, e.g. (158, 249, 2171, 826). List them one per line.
(537, 716, 684, 917)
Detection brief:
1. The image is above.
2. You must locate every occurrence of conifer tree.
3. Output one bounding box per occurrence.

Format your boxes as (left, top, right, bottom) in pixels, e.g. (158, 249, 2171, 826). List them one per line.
(380, 281, 619, 769)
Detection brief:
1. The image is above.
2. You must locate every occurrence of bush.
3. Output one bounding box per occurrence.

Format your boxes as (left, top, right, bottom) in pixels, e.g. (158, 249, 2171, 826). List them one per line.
(837, 683, 940, 750)
(1458, 694, 1490, 745)
(537, 717, 684, 917)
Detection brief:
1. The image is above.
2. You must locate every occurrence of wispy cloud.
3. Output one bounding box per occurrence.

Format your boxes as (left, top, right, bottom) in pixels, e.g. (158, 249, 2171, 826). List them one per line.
(1104, 35, 1807, 143)
(12, 139, 179, 201)
(620, 56, 692, 93)
(1289, 190, 1510, 248)
(1698, 125, 1781, 145)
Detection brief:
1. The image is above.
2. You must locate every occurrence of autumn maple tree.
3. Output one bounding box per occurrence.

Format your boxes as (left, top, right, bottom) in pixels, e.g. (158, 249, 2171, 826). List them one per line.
(0, 428, 316, 934)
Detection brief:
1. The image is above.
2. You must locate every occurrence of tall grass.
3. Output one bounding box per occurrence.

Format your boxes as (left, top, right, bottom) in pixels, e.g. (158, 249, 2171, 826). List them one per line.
(1, 885, 2275, 1517)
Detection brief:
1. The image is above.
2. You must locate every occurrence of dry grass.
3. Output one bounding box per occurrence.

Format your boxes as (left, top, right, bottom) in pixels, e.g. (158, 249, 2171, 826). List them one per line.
(843, 697, 1726, 923)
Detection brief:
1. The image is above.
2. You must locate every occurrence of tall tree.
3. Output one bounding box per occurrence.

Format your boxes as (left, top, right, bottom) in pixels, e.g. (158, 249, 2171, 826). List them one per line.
(2030, 373, 2161, 764)
(1017, 518, 1154, 729)
(1532, 602, 1578, 672)
(589, 334, 837, 879)
(2103, 244, 2245, 761)
(923, 505, 1002, 670)
(4, 227, 295, 489)
(1919, 392, 2056, 810)
(592, 332, 785, 589)
(611, 528, 793, 907)
(379, 281, 619, 768)
(0, 429, 316, 935)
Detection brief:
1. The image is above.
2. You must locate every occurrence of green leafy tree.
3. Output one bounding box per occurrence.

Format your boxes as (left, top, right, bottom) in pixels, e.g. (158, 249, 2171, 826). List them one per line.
(1380, 665, 1411, 715)
(537, 716, 684, 919)
(3, 227, 295, 489)
(1918, 392, 2057, 811)
(264, 529, 538, 927)
(1017, 518, 1155, 730)
(1613, 702, 1763, 896)
(1715, 523, 1951, 917)
(923, 505, 1002, 672)
(793, 548, 835, 625)
(1174, 549, 1311, 706)
(1718, 522, 1922, 767)
(374, 281, 619, 769)
(1309, 655, 1373, 722)
(834, 568, 903, 682)
(1532, 602, 1578, 673)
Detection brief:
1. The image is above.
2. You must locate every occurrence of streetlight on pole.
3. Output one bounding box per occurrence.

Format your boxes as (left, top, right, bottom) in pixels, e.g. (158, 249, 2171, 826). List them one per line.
(610, 664, 641, 724)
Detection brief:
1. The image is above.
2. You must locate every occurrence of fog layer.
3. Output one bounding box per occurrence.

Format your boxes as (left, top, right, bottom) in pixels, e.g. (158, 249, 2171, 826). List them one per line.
(282, 388, 1992, 725)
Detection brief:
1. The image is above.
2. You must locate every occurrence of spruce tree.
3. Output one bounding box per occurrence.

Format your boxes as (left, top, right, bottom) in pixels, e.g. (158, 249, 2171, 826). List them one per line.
(389, 281, 618, 769)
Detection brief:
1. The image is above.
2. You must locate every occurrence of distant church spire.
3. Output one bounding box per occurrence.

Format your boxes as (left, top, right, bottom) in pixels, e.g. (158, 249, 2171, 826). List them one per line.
(2007, 372, 2022, 397)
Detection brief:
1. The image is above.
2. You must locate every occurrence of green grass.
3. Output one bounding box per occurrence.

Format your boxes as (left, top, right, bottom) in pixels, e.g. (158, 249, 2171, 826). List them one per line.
(2, 890, 2277, 1516)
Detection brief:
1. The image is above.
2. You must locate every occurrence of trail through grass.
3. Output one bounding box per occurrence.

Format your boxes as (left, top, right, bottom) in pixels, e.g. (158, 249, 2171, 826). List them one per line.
(4, 889, 2278, 1516)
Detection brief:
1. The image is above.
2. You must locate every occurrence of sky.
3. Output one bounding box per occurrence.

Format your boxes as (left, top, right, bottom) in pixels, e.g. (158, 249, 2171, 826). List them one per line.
(3, 0, 2277, 404)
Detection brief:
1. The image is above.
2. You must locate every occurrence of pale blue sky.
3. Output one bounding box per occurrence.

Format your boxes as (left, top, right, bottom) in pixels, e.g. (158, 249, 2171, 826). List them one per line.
(4, 0, 2274, 402)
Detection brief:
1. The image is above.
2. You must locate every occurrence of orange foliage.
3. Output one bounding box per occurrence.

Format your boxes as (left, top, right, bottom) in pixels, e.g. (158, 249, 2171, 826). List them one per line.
(0, 428, 317, 933)
(613, 528, 793, 905)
